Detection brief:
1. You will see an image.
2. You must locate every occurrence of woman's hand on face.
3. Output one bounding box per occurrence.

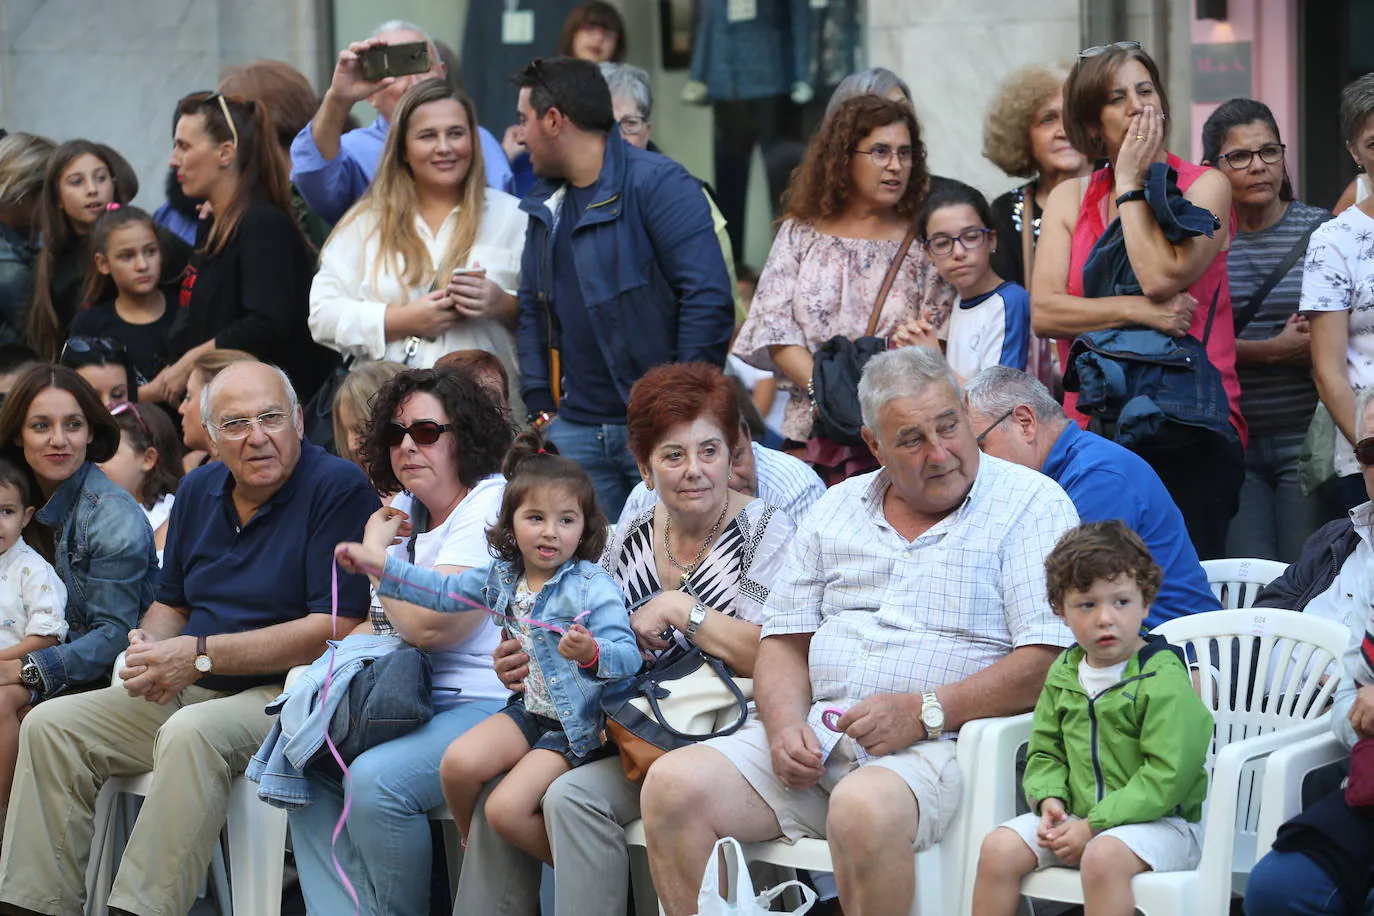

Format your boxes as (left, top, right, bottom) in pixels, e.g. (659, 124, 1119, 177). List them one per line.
(400, 290, 461, 340)
(1114, 104, 1167, 194)
(630, 591, 693, 652)
(1142, 290, 1197, 337)
(447, 268, 505, 320)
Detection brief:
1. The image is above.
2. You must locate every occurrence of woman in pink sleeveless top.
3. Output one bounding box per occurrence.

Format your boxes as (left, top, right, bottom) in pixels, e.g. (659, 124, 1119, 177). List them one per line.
(1030, 42, 1244, 560)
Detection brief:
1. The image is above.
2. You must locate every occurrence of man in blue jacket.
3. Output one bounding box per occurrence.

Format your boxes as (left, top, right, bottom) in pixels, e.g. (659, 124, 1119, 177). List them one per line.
(511, 57, 735, 517)
(966, 366, 1220, 627)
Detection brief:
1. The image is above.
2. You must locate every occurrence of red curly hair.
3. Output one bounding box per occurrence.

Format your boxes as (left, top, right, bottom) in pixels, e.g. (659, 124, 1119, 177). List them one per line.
(782, 95, 930, 225)
(627, 363, 740, 466)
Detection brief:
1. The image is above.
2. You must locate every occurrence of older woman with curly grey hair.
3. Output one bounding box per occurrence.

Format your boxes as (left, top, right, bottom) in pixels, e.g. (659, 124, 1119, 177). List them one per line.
(983, 64, 1090, 288)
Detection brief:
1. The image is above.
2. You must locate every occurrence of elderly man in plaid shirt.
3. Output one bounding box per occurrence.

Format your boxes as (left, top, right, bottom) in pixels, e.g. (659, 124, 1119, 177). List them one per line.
(641, 347, 1079, 916)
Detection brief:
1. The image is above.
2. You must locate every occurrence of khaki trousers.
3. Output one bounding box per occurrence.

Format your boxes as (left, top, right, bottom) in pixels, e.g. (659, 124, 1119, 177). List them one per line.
(0, 680, 280, 916)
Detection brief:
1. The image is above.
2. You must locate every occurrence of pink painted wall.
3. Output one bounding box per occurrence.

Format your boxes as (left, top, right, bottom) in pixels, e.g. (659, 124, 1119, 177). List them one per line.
(1189, 0, 1301, 195)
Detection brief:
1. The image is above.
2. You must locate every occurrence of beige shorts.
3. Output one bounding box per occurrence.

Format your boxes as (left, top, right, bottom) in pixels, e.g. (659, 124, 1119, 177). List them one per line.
(703, 720, 962, 852)
(1000, 811, 1203, 873)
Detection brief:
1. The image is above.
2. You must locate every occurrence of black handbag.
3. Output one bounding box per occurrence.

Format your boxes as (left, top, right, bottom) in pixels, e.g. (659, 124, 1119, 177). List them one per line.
(310, 645, 435, 767)
(809, 224, 919, 446)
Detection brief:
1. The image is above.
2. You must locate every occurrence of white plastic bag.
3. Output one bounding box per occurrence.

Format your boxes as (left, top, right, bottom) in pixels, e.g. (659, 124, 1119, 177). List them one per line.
(695, 836, 817, 915)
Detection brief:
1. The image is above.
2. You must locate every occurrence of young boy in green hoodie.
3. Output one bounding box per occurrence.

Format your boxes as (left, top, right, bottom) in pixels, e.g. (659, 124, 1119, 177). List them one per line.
(971, 520, 1213, 916)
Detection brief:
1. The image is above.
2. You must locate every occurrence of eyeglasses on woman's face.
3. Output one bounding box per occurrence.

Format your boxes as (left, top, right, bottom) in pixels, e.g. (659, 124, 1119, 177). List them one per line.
(1216, 143, 1285, 170)
(618, 116, 648, 137)
(384, 420, 452, 448)
(851, 143, 914, 169)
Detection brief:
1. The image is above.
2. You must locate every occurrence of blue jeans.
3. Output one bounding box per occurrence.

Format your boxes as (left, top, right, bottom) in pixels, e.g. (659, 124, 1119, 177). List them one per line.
(545, 417, 641, 519)
(289, 696, 503, 916)
(1226, 431, 1338, 563)
(1246, 848, 1374, 915)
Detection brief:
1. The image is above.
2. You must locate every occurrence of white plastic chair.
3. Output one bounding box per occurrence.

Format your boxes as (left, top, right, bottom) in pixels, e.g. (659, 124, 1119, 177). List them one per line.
(624, 714, 1021, 916)
(962, 609, 1348, 916)
(1254, 729, 1349, 858)
(85, 657, 306, 916)
(1202, 558, 1288, 610)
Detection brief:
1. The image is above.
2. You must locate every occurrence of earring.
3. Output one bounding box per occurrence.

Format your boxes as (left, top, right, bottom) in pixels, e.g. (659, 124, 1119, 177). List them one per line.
(644, 480, 654, 491)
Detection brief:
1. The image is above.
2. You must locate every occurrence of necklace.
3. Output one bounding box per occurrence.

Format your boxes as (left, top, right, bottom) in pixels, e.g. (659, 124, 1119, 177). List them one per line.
(663, 496, 731, 581)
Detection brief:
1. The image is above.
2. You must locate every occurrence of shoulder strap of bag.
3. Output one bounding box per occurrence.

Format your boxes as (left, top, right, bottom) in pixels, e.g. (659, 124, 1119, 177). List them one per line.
(1020, 186, 1036, 290)
(1232, 217, 1329, 335)
(865, 223, 921, 338)
(1200, 285, 1221, 347)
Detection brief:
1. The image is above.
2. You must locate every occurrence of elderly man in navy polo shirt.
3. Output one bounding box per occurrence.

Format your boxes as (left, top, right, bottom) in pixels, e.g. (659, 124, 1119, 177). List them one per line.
(0, 361, 379, 916)
(965, 366, 1220, 627)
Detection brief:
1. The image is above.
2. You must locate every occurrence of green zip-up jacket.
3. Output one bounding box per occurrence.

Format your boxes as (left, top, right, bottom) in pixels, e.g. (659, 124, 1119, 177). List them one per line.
(1022, 633, 1213, 832)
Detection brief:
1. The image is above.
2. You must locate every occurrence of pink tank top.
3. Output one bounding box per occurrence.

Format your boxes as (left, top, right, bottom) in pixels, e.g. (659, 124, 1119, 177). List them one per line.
(1059, 155, 1246, 446)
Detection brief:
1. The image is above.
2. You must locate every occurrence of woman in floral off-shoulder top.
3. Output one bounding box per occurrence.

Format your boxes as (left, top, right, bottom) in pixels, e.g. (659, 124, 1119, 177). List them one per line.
(731, 94, 955, 482)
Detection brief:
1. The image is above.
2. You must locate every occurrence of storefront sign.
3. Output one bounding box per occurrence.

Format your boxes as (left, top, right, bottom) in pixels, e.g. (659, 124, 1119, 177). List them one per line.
(1192, 42, 1253, 102)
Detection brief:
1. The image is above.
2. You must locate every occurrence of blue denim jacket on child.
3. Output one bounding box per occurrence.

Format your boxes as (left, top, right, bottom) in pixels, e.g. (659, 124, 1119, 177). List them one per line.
(32, 462, 157, 698)
(377, 554, 641, 757)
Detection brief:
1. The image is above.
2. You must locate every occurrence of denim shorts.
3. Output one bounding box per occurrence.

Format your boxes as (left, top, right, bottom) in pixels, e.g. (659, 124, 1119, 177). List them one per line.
(500, 696, 615, 768)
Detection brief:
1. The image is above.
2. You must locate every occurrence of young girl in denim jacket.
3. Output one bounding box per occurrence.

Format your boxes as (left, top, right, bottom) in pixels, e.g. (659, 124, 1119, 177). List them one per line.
(335, 430, 640, 862)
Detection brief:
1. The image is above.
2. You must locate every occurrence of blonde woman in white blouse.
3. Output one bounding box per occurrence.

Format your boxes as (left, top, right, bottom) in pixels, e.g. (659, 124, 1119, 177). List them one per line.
(310, 78, 528, 412)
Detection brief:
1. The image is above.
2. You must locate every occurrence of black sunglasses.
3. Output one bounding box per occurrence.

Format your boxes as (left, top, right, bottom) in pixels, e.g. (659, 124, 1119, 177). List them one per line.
(1356, 436, 1374, 468)
(61, 335, 127, 363)
(384, 421, 453, 448)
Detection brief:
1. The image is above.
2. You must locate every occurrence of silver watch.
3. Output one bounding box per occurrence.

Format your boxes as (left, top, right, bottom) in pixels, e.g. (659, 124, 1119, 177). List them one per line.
(920, 691, 945, 740)
(685, 603, 708, 643)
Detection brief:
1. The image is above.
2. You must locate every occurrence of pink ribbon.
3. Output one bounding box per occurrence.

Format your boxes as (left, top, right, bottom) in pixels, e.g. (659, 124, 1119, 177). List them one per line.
(821, 706, 846, 732)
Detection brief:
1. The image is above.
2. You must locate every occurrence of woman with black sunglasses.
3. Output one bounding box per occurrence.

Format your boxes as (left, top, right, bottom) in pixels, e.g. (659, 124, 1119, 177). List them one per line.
(289, 367, 514, 916)
(1031, 41, 1243, 560)
(154, 91, 338, 406)
(1201, 99, 1337, 562)
(58, 335, 137, 409)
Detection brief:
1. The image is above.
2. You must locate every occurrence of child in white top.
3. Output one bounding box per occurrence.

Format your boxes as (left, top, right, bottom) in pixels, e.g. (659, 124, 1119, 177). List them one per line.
(0, 456, 68, 820)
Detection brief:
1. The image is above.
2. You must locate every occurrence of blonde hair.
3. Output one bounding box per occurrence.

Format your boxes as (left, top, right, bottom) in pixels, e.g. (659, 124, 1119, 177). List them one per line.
(0, 132, 56, 209)
(331, 79, 487, 299)
(193, 348, 257, 382)
(983, 64, 1072, 179)
(332, 361, 406, 463)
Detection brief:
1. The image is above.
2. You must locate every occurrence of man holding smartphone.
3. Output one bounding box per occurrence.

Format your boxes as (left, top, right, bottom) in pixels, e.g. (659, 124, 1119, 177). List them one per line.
(511, 57, 735, 517)
(291, 20, 514, 224)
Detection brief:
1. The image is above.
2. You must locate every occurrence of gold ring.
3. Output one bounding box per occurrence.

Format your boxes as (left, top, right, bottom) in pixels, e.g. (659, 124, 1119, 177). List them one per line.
(1135, 134, 1144, 141)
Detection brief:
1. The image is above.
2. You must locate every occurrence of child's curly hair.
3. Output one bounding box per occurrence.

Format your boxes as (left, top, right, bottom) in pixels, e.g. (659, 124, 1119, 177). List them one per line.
(1044, 520, 1162, 613)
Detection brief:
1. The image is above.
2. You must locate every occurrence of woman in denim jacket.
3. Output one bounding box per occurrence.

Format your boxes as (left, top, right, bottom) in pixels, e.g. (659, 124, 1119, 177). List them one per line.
(0, 365, 156, 700)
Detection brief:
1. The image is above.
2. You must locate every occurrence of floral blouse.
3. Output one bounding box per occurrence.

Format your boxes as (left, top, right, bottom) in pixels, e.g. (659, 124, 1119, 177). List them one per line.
(731, 219, 956, 440)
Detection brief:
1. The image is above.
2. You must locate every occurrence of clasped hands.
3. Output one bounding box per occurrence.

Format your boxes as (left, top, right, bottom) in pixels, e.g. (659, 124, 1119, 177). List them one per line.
(120, 630, 200, 705)
(768, 692, 927, 790)
(1035, 797, 1095, 866)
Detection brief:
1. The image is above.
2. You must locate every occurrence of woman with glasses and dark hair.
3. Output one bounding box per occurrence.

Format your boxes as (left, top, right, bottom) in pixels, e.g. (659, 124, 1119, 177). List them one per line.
(1305, 74, 1374, 514)
(1032, 41, 1243, 560)
(1200, 98, 1335, 561)
(289, 367, 514, 916)
(155, 91, 338, 407)
(731, 93, 955, 482)
(0, 364, 157, 704)
(58, 335, 137, 409)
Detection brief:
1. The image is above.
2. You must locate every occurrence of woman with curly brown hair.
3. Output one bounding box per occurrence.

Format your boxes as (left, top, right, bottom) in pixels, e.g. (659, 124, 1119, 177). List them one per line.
(290, 366, 513, 916)
(983, 64, 1091, 289)
(731, 94, 955, 478)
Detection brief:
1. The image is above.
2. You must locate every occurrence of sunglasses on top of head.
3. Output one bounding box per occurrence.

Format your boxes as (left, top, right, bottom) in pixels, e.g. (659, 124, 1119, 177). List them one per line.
(384, 421, 453, 448)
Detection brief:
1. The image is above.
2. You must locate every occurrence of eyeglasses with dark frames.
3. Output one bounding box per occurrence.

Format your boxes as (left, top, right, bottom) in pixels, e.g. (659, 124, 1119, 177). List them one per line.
(60, 335, 127, 364)
(851, 144, 914, 169)
(975, 408, 1015, 446)
(1078, 40, 1142, 60)
(925, 228, 993, 258)
(1215, 143, 1286, 170)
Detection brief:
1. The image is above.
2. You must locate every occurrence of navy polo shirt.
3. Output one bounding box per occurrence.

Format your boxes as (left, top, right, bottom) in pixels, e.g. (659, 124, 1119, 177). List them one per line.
(156, 440, 379, 690)
(1042, 423, 1220, 628)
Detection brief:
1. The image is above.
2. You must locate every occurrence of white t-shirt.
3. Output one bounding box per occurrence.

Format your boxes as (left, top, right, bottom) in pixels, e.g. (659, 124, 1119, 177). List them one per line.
(944, 282, 1031, 381)
(381, 477, 507, 702)
(0, 540, 68, 650)
(1078, 657, 1128, 698)
(1299, 206, 1374, 476)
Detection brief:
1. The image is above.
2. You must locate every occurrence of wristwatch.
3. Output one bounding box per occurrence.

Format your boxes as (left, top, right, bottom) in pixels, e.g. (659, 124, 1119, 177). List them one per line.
(194, 635, 214, 676)
(920, 691, 945, 741)
(685, 603, 708, 643)
(1114, 188, 1147, 207)
(18, 655, 42, 691)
